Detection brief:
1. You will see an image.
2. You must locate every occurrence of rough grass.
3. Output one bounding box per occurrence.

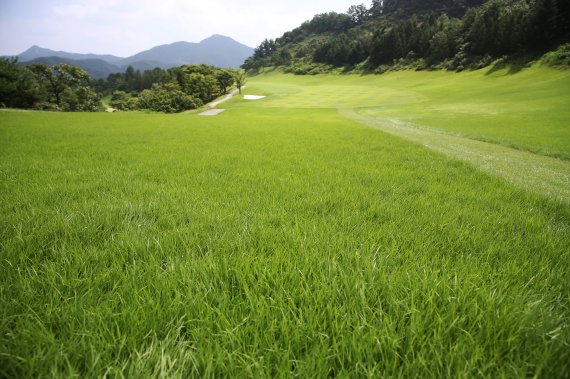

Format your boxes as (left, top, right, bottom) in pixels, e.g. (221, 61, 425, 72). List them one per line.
(233, 65, 570, 160)
(1, 108, 569, 377)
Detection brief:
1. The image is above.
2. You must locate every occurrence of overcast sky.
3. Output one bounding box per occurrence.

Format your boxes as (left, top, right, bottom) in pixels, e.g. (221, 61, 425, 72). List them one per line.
(0, 0, 357, 56)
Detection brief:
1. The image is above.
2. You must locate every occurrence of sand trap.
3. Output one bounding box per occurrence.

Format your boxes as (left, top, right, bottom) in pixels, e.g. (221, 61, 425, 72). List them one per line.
(244, 95, 266, 100)
(199, 109, 225, 116)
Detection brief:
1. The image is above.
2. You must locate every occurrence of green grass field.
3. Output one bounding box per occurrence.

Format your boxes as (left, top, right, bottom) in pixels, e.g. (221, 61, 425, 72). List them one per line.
(235, 65, 570, 160)
(1, 65, 569, 377)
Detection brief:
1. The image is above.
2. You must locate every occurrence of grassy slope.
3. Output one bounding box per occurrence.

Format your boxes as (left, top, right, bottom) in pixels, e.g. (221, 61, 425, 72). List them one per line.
(233, 65, 570, 160)
(1, 108, 569, 377)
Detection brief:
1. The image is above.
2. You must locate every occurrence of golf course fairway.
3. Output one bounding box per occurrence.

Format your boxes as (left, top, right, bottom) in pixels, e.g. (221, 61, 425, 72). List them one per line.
(1, 64, 569, 377)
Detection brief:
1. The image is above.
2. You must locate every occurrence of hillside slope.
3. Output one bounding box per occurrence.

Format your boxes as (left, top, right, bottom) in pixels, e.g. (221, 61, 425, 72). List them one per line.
(243, 0, 570, 73)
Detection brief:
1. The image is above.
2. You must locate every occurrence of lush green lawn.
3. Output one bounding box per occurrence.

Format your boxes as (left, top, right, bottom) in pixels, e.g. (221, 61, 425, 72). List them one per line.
(1, 105, 568, 377)
(235, 65, 570, 160)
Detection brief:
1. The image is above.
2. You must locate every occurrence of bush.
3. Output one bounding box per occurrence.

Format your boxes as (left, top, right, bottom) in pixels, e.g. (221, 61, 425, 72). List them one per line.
(138, 83, 201, 113)
(110, 91, 132, 111)
(33, 102, 60, 111)
(542, 43, 570, 67)
(284, 61, 332, 75)
(61, 87, 103, 112)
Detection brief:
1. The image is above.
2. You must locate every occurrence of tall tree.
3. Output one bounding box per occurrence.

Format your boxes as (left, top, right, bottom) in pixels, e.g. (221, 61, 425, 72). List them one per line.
(233, 70, 247, 95)
(27, 63, 99, 111)
(0, 58, 40, 108)
(347, 4, 371, 24)
(216, 69, 235, 95)
(27, 63, 90, 107)
(370, 0, 384, 17)
(528, 0, 559, 47)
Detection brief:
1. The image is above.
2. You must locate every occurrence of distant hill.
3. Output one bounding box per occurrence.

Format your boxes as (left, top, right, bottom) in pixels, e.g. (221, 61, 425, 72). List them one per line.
(20, 57, 122, 79)
(18, 46, 124, 66)
(14, 35, 254, 79)
(124, 35, 255, 69)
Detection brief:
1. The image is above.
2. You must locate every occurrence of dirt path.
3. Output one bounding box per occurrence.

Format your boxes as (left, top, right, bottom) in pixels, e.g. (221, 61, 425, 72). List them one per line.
(339, 108, 570, 203)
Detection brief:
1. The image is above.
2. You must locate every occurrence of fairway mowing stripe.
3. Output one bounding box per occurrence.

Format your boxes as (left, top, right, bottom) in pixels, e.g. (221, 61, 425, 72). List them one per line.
(340, 108, 570, 204)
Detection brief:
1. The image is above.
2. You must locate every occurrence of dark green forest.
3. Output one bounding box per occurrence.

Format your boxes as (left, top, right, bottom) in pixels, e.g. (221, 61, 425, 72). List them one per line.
(0, 60, 102, 112)
(243, 0, 570, 73)
(0, 59, 239, 113)
(102, 65, 236, 113)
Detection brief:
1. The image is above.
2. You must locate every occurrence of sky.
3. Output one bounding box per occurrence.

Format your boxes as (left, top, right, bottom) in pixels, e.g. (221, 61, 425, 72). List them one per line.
(0, 0, 356, 57)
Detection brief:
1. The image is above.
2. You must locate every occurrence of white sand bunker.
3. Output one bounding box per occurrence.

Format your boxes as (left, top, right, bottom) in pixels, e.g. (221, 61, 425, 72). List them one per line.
(244, 95, 266, 100)
(199, 109, 225, 116)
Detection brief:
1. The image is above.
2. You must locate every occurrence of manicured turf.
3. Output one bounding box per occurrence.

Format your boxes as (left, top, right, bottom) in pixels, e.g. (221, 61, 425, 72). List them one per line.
(233, 65, 570, 160)
(1, 67, 569, 377)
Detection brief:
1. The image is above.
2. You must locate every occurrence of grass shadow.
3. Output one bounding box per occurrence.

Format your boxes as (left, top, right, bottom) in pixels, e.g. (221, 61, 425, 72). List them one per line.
(484, 51, 547, 76)
(485, 59, 531, 76)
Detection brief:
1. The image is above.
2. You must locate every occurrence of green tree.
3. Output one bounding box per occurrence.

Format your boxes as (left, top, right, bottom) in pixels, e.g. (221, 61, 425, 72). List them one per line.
(347, 4, 371, 24)
(61, 86, 102, 112)
(370, 0, 384, 17)
(216, 69, 235, 94)
(0, 58, 40, 108)
(370, 27, 404, 64)
(273, 48, 293, 66)
(27, 63, 91, 109)
(109, 90, 132, 111)
(138, 82, 200, 113)
(233, 70, 247, 94)
(429, 31, 450, 63)
(254, 39, 277, 59)
(528, 0, 559, 48)
(184, 73, 219, 103)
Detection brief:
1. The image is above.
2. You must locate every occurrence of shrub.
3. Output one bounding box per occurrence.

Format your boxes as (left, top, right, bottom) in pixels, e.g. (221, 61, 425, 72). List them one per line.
(138, 83, 201, 113)
(61, 87, 103, 112)
(542, 43, 570, 67)
(110, 91, 132, 111)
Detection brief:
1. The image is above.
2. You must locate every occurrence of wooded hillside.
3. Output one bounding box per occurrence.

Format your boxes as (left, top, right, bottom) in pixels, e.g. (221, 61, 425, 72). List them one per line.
(243, 0, 570, 73)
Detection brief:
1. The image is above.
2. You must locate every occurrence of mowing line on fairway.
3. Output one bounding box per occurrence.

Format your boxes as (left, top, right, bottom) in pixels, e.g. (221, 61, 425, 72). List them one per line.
(339, 108, 570, 203)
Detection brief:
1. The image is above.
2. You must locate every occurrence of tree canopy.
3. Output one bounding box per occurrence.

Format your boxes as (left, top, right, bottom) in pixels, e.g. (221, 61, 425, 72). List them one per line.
(1, 59, 240, 114)
(242, 0, 570, 73)
(0, 60, 101, 111)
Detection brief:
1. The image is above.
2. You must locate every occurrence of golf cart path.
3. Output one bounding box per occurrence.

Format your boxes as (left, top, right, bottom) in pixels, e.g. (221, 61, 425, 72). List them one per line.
(207, 87, 243, 108)
(339, 108, 570, 203)
(199, 87, 246, 116)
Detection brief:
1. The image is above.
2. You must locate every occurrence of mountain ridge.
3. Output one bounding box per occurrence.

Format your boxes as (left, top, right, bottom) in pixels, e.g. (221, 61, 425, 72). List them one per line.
(18, 45, 125, 65)
(12, 35, 254, 79)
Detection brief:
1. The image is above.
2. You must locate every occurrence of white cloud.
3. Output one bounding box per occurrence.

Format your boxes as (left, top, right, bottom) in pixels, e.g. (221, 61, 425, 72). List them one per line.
(1, 0, 354, 56)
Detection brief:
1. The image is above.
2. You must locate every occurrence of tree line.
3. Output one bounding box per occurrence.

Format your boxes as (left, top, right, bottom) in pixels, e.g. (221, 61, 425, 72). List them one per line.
(242, 0, 570, 73)
(105, 65, 239, 113)
(0, 59, 245, 113)
(0, 59, 102, 111)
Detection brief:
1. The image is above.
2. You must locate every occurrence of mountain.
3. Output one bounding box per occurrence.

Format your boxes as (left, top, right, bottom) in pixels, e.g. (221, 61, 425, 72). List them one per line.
(15, 35, 254, 79)
(18, 45, 124, 65)
(20, 57, 122, 79)
(123, 35, 254, 68)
